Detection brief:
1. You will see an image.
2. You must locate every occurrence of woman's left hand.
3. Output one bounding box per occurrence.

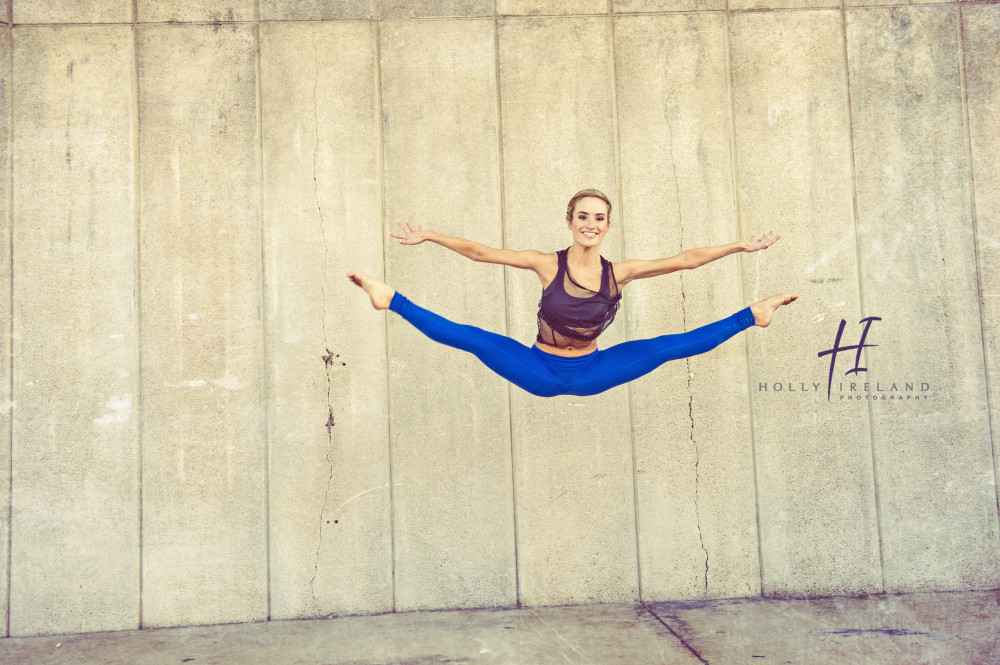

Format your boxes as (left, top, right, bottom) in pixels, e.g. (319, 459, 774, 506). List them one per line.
(744, 231, 780, 252)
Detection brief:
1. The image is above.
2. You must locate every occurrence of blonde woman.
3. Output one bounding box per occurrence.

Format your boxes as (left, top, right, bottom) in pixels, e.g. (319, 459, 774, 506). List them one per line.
(348, 189, 796, 397)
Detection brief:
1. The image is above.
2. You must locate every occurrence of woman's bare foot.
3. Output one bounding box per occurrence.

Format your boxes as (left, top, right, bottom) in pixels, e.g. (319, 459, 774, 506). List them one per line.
(750, 293, 798, 328)
(347, 271, 395, 310)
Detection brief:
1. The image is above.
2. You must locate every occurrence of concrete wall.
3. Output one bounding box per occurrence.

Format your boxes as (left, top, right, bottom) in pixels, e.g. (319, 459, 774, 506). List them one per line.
(1, 0, 997, 638)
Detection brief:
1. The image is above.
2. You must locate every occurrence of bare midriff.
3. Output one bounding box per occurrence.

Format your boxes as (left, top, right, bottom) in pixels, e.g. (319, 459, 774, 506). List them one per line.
(534, 339, 598, 357)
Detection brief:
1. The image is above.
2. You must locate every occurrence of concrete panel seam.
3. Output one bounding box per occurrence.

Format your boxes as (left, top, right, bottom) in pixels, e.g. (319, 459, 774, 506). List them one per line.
(730, 6, 839, 13)
(726, 3, 979, 12)
(13, 11, 939, 30)
(725, 2, 765, 599)
(10, 22, 141, 27)
(955, 4, 1000, 540)
(372, 16, 397, 613)
(3, 18, 10, 642)
(16, 8, 999, 29)
(370, 14, 496, 21)
(607, 4, 643, 602)
(495, 13, 610, 19)
(640, 602, 710, 665)
(614, 9, 726, 15)
(376, 15, 503, 23)
(490, 9, 522, 608)
(842, 0, 889, 595)
(14, 22, 258, 27)
(840, 1, 973, 10)
(252, 6, 272, 623)
(130, 2, 145, 630)
(230, 19, 380, 25)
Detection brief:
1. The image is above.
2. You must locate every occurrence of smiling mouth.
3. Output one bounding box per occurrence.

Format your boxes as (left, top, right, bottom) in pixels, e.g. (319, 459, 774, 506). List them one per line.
(581, 231, 599, 237)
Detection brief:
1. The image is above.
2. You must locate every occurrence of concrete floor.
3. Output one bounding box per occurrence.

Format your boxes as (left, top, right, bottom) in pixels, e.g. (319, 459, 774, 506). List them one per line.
(1, 589, 998, 665)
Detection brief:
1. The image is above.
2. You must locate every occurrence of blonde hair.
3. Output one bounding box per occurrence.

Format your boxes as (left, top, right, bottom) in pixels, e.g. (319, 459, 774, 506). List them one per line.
(566, 189, 612, 221)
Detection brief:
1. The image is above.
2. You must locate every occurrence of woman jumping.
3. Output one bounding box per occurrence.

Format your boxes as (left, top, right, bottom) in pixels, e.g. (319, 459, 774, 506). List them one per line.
(348, 188, 797, 398)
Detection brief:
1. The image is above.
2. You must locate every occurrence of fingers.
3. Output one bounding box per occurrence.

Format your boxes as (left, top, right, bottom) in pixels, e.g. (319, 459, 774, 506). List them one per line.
(392, 220, 423, 233)
(754, 230, 781, 248)
(747, 230, 781, 251)
(390, 220, 424, 245)
(390, 221, 412, 240)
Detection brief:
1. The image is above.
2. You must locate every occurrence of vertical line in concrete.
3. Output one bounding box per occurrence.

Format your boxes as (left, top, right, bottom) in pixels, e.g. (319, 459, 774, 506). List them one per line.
(606, 0, 642, 603)
(839, 2, 886, 593)
(490, 4, 521, 609)
(130, 0, 145, 629)
(252, 0, 272, 622)
(724, 1, 764, 598)
(372, 5, 396, 613)
(955, 4, 1000, 538)
(4, 2, 13, 640)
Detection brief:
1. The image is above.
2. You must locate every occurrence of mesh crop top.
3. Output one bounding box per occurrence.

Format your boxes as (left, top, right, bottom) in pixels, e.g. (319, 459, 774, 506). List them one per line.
(536, 248, 622, 348)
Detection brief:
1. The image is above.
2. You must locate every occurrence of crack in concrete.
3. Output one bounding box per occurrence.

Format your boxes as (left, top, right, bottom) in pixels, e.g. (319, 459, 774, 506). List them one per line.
(313, 349, 344, 607)
(669, 111, 709, 596)
(681, 284, 709, 597)
(312, 35, 328, 340)
(309, 38, 338, 610)
(689, 369, 709, 597)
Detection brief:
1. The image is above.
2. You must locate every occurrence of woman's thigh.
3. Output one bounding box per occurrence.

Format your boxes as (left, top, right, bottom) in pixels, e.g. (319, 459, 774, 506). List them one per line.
(392, 293, 565, 397)
(573, 311, 752, 395)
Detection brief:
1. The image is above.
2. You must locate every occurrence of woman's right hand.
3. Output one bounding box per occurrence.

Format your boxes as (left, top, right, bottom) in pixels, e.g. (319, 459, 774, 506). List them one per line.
(389, 221, 431, 245)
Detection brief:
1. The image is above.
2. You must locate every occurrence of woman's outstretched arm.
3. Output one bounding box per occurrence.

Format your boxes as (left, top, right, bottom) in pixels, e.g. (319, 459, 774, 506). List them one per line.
(390, 221, 551, 272)
(615, 231, 780, 286)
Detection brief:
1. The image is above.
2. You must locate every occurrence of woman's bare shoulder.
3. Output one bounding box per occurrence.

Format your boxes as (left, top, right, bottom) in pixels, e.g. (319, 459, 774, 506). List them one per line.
(533, 250, 559, 285)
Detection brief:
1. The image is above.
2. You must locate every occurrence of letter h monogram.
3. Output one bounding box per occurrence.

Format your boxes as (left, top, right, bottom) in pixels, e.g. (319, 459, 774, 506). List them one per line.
(817, 316, 881, 400)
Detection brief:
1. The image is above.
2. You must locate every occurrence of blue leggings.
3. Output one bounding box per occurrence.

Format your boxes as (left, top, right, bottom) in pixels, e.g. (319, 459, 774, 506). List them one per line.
(390, 292, 755, 397)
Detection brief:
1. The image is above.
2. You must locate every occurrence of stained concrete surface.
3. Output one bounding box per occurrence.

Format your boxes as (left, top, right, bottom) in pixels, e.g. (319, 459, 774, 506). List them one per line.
(10, 25, 139, 637)
(846, 4, 999, 593)
(962, 4, 1000, 518)
(498, 15, 636, 609)
(0, 603, 703, 665)
(259, 20, 392, 621)
(380, 17, 515, 612)
(731, 8, 881, 598)
(137, 23, 267, 629)
(260, 0, 373, 20)
(650, 589, 1000, 665)
(615, 12, 760, 602)
(1, 590, 997, 665)
(13, 0, 130, 23)
(3, 0, 1000, 642)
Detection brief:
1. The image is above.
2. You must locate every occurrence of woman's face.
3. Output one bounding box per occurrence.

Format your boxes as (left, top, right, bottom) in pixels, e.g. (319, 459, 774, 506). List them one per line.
(567, 196, 610, 248)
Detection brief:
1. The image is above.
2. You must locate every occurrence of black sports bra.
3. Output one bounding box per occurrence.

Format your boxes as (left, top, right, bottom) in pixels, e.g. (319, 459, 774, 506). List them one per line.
(536, 249, 622, 348)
